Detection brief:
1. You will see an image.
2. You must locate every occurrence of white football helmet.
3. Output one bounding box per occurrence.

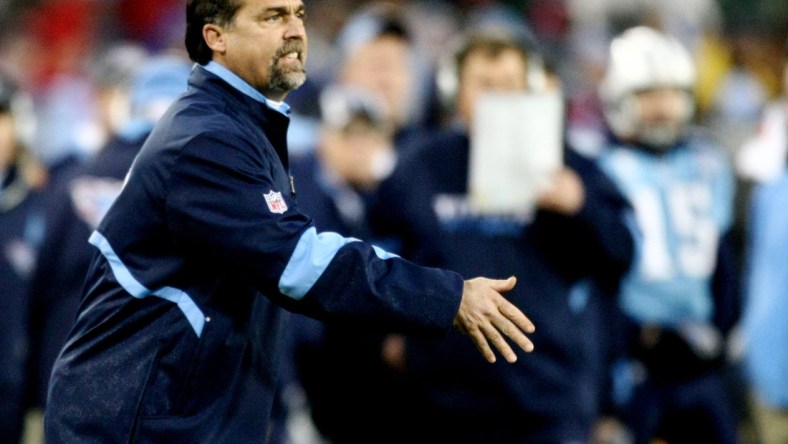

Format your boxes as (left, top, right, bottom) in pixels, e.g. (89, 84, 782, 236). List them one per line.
(599, 26, 696, 150)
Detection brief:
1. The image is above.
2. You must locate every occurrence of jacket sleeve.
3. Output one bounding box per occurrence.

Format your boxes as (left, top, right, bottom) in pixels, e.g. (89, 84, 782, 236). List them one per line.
(165, 130, 463, 334)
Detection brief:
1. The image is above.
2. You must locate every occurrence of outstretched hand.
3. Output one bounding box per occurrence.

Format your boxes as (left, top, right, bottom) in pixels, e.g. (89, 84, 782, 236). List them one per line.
(453, 276, 535, 363)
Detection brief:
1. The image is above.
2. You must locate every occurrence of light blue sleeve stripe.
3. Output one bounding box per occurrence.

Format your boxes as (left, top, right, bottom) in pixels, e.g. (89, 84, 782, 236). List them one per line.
(152, 287, 207, 338)
(278, 227, 399, 300)
(89, 231, 150, 297)
(372, 244, 398, 260)
(88, 231, 206, 337)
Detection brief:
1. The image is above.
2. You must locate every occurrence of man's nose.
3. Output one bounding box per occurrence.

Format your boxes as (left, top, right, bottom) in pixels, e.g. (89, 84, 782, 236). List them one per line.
(284, 16, 306, 40)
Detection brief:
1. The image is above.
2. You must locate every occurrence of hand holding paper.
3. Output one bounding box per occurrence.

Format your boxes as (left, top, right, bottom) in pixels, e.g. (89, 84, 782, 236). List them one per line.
(469, 91, 564, 216)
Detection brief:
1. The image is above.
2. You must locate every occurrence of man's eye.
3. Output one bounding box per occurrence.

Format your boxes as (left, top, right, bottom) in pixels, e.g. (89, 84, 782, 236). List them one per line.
(264, 15, 281, 23)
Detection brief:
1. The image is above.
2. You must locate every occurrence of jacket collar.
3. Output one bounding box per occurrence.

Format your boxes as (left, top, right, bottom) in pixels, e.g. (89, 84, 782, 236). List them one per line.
(201, 62, 290, 116)
(189, 63, 292, 169)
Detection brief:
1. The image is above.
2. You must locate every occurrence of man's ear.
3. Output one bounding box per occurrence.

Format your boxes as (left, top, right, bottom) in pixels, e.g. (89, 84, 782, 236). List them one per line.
(203, 24, 226, 55)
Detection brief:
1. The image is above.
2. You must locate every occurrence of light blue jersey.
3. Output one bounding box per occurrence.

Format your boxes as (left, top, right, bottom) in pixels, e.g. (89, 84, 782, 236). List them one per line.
(597, 137, 735, 325)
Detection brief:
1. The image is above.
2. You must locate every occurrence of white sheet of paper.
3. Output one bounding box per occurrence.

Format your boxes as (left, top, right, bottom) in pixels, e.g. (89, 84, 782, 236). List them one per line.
(468, 91, 564, 216)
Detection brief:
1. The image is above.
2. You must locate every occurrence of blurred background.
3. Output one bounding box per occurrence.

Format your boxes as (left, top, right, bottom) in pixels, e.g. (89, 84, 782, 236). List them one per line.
(0, 0, 785, 162)
(0, 0, 788, 163)
(1, 1, 787, 443)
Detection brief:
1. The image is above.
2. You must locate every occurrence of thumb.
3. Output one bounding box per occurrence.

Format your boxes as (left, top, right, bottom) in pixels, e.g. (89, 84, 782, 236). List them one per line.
(489, 276, 517, 293)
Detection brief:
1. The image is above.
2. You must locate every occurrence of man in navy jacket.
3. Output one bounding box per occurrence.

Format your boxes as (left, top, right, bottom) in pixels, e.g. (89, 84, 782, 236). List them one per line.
(367, 29, 635, 443)
(44, 1, 536, 442)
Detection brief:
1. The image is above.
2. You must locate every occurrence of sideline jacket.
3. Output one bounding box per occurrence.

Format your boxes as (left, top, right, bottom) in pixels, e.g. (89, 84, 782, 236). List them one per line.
(45, 63, 463, 443)
(369, 129, 635, 443)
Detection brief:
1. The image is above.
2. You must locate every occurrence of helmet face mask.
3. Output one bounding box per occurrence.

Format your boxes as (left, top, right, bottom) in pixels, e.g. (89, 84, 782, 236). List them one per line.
(599, 26, 696, 151)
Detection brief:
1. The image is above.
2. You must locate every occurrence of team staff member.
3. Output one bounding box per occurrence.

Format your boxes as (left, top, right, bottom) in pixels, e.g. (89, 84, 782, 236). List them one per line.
(286, 85, 411, 443)
(368, 29, 635, 443)
(44, 1, 536, 442)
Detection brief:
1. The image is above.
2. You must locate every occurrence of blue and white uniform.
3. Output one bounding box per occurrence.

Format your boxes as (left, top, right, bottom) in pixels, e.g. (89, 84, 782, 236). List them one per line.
(596, 132, 740, 444)
(45, 63, 463, 443)
(596, 134, 735, 327)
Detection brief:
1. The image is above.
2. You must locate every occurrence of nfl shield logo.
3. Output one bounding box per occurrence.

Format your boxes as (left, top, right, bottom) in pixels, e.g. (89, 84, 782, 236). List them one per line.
(264, 190, 288, 214)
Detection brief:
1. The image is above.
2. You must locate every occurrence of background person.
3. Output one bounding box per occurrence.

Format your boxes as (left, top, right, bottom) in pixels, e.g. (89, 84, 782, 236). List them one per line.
(368, 26, 635, 443)
(284, 84, 410, 443)
(0, 72, 48, 444)
(739, 159, 788, 444)
(333, 3, 433, 150)
(594, 26, 741, 444)
(737, 38, 788, 444)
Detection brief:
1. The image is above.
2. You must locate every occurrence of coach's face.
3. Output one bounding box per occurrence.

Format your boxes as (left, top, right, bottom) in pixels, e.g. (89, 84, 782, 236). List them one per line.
(457, 47, 528, 126)
(205, 0, 307, 101)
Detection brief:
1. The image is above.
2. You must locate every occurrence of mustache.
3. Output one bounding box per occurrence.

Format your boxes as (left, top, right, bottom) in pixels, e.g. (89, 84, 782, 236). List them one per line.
(274, 41, 305, 59)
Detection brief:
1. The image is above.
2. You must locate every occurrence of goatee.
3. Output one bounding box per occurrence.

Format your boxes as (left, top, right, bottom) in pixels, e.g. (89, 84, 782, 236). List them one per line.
(267, 41, 307, 94)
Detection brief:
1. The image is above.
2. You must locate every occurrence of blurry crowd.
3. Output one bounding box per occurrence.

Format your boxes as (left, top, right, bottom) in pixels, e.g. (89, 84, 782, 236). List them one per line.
(1, 0, 788, 443)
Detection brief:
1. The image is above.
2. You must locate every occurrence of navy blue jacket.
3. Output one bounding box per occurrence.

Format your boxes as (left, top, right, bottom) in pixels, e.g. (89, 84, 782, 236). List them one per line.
(45, 65, 463, 443)
(369, 129, 635, 442)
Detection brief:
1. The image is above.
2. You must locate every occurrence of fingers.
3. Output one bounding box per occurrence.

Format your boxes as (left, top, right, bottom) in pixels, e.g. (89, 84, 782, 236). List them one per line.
(467, 328, 497, 364)
(456, 276, 536, 364)
(492, 312, 534, 357)
(499, 299, 536, 335)
(480, 323, 518, 363)
(466, 311, 533, 364)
